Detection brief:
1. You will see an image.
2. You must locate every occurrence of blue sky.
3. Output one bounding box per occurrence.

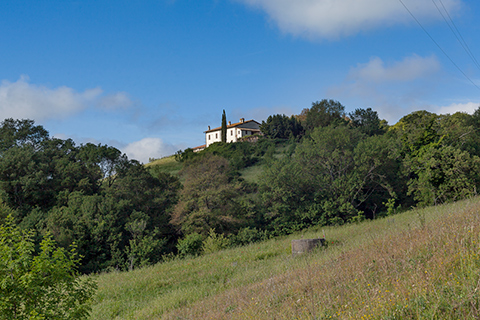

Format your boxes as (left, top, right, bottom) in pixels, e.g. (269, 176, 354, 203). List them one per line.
(1, 0, 479, 162)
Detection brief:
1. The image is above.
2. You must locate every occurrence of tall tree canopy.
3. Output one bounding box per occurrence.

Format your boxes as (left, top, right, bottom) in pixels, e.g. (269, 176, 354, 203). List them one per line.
(172, 154, 255, 236)
(0, 119, 182, 273)
(303, 99, 347, 133)
(348, 107, 386, 136)
(0, 118, 49, 153)
(260, 114, 304, 139)
(259, 124, 397, 233)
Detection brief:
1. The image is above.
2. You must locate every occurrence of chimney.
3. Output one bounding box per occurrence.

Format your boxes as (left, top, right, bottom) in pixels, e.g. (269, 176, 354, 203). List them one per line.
(228, 121, 231, 125)
(208, 126, 211, 130)
(240, 118, 245, 123)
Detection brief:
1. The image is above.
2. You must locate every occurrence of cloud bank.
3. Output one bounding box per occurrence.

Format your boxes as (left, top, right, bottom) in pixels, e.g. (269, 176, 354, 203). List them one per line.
(435, 101, 479, 115)
(236, 0, 461, 39)
(0, 76, 133, 121)
(329, 54, 442, 122)
(329, 54, 479, 123)
(347, 55, 441, 83)
(123, 137, 179, 164)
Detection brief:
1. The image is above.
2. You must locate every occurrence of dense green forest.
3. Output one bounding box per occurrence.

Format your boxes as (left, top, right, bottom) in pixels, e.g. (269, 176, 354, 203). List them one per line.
(2, 99, 480, 274)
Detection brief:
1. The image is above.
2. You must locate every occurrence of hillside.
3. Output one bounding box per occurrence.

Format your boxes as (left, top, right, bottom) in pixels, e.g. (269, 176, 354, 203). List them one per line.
(3, 107, 480, 318)
(90, 197, 480, 319)
(145, 140, 289, 184)
(145, 155, 183, 176)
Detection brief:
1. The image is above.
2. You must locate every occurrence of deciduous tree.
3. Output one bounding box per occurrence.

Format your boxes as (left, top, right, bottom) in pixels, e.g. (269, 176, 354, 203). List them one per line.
(172, 155, 253, 236)
(348, 107, 386, 136)
(404, 145, 480, 207)
(303, 99, 347, 133)
(260, 114, 304, 139)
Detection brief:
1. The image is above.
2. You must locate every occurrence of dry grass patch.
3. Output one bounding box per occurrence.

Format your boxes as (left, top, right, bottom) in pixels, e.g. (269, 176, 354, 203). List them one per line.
(163, 199, 480, 319)
(91, 198, 480, 319)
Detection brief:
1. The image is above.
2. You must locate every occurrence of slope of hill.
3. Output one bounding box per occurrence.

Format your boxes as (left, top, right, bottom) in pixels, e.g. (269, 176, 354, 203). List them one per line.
(90, 197, 480, 319)
(145, 140, 289, 184)
(145, 155, 183, 176)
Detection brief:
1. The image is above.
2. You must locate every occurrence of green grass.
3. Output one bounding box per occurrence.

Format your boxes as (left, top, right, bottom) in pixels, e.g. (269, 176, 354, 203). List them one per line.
(145, 155, 183, 176)
(90, 197, 480, 319)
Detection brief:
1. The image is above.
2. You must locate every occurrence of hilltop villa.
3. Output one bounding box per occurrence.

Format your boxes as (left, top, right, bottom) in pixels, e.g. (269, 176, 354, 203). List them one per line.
(204, 118, 261, 148)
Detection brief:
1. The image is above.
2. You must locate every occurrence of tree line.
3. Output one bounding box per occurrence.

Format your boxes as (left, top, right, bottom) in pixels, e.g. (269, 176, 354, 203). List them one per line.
(2, 99, 480, 275)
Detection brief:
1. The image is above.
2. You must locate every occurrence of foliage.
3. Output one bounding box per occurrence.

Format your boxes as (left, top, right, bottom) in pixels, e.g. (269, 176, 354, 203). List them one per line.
(352, 132, 407, 218)
(0, 200, 15, 226)
(390, 110, 441, 157)
(44, 160, 181, 273)
(259, 125, 397, 232)
(175, 135, 279, 174)
(125, 211, 168, 271)
(176, 232, 203, 257)
(303, 99, 347, 133)
(4, 102, 480, 275)
(438, 111, 480, 156)
(0, 118, 49, 153)
(0, 138, 100, 214)
(405, 144, 480, 207)
(0, 215, 96, 319)
(260, 114, 304, 139)
(171, 154, 255, 236)
(202, 228, 231, 254)
(77, 142, 125, 186)
(230, 227, 268, 246)
(221, 109, 227, 143)
(204, 141, 259, 170)
(175, 147, 195, 162)
(348, 107, 386, 136)
(0, 119, 182, 273)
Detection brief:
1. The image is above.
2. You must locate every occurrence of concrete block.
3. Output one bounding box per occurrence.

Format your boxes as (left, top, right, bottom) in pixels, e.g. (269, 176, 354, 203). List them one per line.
(291, 238, 326, 256)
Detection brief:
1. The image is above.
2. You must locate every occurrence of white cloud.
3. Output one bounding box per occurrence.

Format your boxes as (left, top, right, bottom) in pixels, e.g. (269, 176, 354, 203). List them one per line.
(98, 91, 134, 110)
(0, 76, 134, 121)
(434, 101, 479, 115)
(348, 55, 440, 83)
(122, 137, 179, 163)
(328, 54, 442, 123)
(236, 0, 461, 39)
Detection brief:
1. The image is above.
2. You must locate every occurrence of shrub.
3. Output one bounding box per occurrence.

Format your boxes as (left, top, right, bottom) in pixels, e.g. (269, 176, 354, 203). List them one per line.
(202, 229, 231, 254)
(230, 227, 268, 246)
(176, 233, 204, 257)
(0, 215, 96, 319)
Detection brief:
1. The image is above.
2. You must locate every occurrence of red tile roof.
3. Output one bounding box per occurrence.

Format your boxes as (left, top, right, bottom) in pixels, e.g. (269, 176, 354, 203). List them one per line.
(204, 119, 260, 133)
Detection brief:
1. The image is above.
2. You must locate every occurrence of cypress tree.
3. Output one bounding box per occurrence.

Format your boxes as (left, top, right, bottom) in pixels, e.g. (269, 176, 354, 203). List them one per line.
(221, 110, 227, 143)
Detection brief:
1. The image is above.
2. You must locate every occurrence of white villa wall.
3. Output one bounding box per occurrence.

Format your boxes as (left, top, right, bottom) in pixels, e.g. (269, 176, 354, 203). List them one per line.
(205, 119, 260, 147)
(206, 130, 222, 147)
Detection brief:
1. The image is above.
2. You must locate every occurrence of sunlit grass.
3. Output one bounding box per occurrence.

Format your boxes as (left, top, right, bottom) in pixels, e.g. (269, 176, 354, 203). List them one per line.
(145, 155, 183, 176)
(90, 197, 480, 319)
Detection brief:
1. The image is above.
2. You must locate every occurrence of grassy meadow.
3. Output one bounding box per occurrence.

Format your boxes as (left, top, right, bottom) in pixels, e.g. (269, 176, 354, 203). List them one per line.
(90, 197, 480, 319)
(146, 156, 183, 176)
